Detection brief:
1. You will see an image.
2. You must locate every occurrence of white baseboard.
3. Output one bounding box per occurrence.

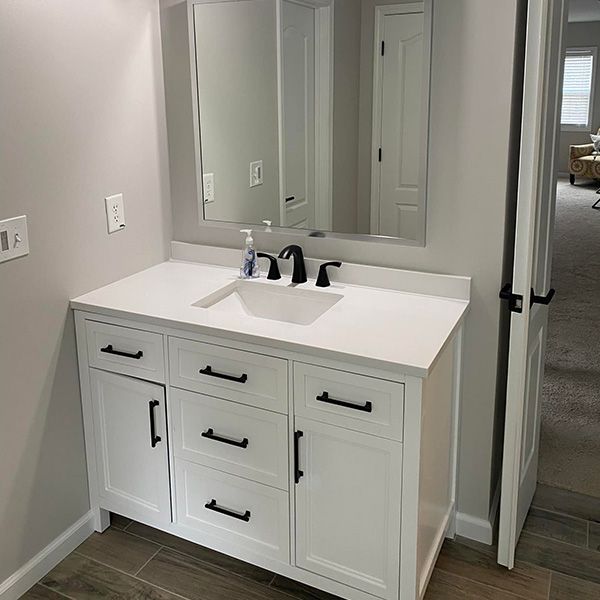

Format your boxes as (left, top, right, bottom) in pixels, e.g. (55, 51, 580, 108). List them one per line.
(0, 510, 94, 600)
(455, 481, 501, 545)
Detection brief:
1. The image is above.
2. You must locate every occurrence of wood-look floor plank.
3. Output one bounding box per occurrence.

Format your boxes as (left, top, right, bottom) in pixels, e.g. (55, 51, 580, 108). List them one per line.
(41, 553, 182, 599)
(75, 528, 160, 574)
(423, 569, 530, 599)
(435, 539, 550, 600)
(549, 571, 600, 599)
(532, 485, 600, 522)
(20, 584, 69, 599)
(523, 507, 588, 547)
(588, 521, 600, 552)
(125, 521, 274, 585)
(137, 548, 291, 600)
(110, 512, 133, 531)
(270, 575, 342, 599)
(516, 531, 600, 585)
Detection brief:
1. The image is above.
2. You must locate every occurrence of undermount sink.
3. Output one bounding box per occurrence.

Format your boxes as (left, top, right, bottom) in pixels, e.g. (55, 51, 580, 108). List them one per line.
(192, 280, 343, 325)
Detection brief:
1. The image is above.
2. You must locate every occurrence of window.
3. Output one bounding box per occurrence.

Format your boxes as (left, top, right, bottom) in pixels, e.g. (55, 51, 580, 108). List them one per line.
(561, 47, 597, 131)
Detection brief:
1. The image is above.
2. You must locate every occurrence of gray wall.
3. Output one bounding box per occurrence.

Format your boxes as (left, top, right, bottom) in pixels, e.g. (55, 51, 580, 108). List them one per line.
(0, 0, 171, 583)
(558, 20, 600, 173)
(161, 0, 522, 526)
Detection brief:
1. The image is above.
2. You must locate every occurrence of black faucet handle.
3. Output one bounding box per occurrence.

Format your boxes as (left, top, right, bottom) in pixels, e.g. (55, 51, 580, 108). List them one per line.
(257, 253, 281, 280)
(316, 261, 342, 288)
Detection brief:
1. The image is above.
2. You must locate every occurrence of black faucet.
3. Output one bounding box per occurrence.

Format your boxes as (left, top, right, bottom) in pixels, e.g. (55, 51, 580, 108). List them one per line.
(316, 261, 342, 287)
(257, 253, 281, 280)
(278, 244, 307, 284)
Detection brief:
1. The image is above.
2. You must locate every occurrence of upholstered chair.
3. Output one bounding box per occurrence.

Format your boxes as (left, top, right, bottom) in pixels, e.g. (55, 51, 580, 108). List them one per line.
(570, 128, 600, 183)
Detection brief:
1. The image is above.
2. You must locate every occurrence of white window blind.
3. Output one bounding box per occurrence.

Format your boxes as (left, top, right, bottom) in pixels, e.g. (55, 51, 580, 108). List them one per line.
(561, 48, 596, 129)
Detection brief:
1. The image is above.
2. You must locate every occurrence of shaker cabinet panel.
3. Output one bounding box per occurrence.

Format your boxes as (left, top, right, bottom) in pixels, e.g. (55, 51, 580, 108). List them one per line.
(90, 369, 171, 526)
(294, 418, 402, 600)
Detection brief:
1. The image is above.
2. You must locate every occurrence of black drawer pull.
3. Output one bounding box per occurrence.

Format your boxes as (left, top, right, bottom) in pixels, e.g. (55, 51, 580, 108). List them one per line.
(316, 391, 372, 413)
(200, 365, 248, 384)
(205, 499, 251, 522)
(294, 430, 304, 484)
(148, 400, 162, 448)
(101, 344, 143, 360)
(201, 428, 249, 449)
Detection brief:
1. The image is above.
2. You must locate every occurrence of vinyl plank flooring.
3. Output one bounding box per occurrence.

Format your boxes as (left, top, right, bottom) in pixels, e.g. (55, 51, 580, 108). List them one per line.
(423, 569, 530, 600)
(516, 531, 600, 585)
(436, 539, 550, 600)
(20, 584, 70, 599)
(125, 521, 274, 585)
(137, 548, 291, 600)
(532, 484, 600, 523)
(75, 528, 160, 575)
(523, 507, 588, 547)
(109, 513, 132, 531)
(41, 553, 182, 599)
(549, 572, 600, 599)
(588, 521, 600, 552)
(270, 575, 342, 600)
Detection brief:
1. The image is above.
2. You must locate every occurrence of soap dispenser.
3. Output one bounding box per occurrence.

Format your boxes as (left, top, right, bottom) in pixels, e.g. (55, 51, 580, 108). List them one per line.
(240, 229, 259, 279)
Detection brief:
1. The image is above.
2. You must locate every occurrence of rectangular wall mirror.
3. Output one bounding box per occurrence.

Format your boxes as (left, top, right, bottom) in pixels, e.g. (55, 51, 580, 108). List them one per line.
(188, 0, 433, 245)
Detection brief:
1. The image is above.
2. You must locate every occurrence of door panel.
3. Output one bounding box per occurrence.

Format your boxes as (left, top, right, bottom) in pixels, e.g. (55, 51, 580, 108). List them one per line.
(90, 369, 171, 526)
(294, 418, 402, 599)
(282, 0, 316, 228)
(378, 11, 424, 239)
(498, 0, 566, 568)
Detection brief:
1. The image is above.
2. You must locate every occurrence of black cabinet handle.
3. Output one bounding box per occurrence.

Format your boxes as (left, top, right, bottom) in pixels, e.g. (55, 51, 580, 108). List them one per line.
(101, 344, 143, 360)
(199, 365, 248, 384)
(204, 499, 251, 522)
(201, 428, 249, 449)
(148, 400, 161, 448)
(285, 196, 296, 203)
(294, 430, 304, 484)
(316, 391, 372, 413)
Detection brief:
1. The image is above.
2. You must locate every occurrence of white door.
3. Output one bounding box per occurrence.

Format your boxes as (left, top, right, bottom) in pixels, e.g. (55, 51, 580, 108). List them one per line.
(498, 0, 566, 568)
(90, 369, 171, 526)
(281, 0, 316, 229)
(294, 418, 402, 599)
(372, 7, 425, 240)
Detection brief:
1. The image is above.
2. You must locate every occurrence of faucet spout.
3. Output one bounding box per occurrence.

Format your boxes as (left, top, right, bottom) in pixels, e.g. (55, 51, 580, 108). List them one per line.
(278, 244, 307, 284)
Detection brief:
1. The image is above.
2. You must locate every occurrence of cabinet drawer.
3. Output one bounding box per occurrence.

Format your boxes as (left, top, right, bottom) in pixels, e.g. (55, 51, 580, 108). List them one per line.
(86, 321, 165, 383)
(175, 460, 289, 563)
(169, 337, 288, 413)
(171, 388, 288, 490)
(293, 363, 404, 441)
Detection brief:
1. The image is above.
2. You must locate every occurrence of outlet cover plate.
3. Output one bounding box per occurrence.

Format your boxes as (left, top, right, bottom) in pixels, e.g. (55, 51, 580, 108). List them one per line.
(0, 215, 29, 264)
(105, 193, 126, 234)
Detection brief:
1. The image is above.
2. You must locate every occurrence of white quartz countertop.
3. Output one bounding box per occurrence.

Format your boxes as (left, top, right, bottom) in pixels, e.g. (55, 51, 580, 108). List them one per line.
(71, 260, 469, 377)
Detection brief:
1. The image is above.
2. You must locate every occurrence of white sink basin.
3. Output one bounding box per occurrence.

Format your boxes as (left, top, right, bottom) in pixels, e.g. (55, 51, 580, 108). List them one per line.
(192, 280, 343, 326)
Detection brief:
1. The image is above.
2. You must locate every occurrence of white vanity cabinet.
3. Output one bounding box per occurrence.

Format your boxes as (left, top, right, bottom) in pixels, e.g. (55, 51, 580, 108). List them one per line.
(74, 309, 462, 600)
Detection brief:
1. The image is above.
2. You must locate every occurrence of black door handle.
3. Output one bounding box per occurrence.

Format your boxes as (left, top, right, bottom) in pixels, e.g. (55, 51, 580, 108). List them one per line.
(201, 428, 249, 449)
(149, 400, 161, 448)
(294, 430, 304, 484)
(101, 344, 143, 360)
(531, 288, 556, 306)
(316, 391, 373, 413)
(204, 499, 251, 522)
(199, 365, 248, 384)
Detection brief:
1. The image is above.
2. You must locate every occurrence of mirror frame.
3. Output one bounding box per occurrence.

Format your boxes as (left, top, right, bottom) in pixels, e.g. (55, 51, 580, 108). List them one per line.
(186, 0, 433, 246)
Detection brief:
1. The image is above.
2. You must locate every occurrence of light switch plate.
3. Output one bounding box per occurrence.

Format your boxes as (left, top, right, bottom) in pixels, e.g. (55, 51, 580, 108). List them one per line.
(0, 215, 29, 264)
(249, 160, 263, 188)
(203, 173, 215, 203)
(105, 193, 126, 234)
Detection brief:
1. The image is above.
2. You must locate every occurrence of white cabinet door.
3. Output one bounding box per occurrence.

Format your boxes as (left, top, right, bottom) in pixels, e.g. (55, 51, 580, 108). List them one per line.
(294, 418, 402, 600)
(90, 369, 171, 526)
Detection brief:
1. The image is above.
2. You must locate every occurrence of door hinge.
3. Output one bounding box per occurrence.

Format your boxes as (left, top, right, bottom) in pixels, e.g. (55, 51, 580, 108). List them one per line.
(381, 40, 385, 56)
(378, 148, 382, 162)
(499, 283, 523, 314)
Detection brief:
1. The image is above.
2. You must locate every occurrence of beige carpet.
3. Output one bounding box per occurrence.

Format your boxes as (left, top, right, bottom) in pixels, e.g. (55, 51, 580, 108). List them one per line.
(538, 178, 600, 498)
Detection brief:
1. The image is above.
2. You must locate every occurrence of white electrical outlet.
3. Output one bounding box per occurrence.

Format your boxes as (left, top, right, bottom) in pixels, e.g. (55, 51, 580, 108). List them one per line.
(0, 215, 29, 264)
(203, 173, 215, 203)
(105, 193, 126, 234)
(249, 160, 263, 188)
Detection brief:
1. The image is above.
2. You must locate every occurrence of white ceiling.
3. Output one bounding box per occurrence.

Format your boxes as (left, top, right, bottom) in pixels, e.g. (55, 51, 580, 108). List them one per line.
(569, 0, 600, 22)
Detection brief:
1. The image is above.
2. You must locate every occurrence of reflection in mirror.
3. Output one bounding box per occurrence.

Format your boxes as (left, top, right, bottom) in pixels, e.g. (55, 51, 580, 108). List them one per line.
(190, 0, 432, 244)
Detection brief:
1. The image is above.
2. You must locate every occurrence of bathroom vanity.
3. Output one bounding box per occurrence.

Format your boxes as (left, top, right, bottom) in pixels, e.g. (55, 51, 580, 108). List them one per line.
(72, 244, 469, 600)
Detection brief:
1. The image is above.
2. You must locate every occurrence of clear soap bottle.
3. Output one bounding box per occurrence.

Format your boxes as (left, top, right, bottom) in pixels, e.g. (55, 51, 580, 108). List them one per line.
(239, 229, 259, 279)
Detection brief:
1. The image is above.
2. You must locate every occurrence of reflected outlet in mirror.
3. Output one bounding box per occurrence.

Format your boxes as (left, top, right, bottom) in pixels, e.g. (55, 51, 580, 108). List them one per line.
(193, 280, 343, 326)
